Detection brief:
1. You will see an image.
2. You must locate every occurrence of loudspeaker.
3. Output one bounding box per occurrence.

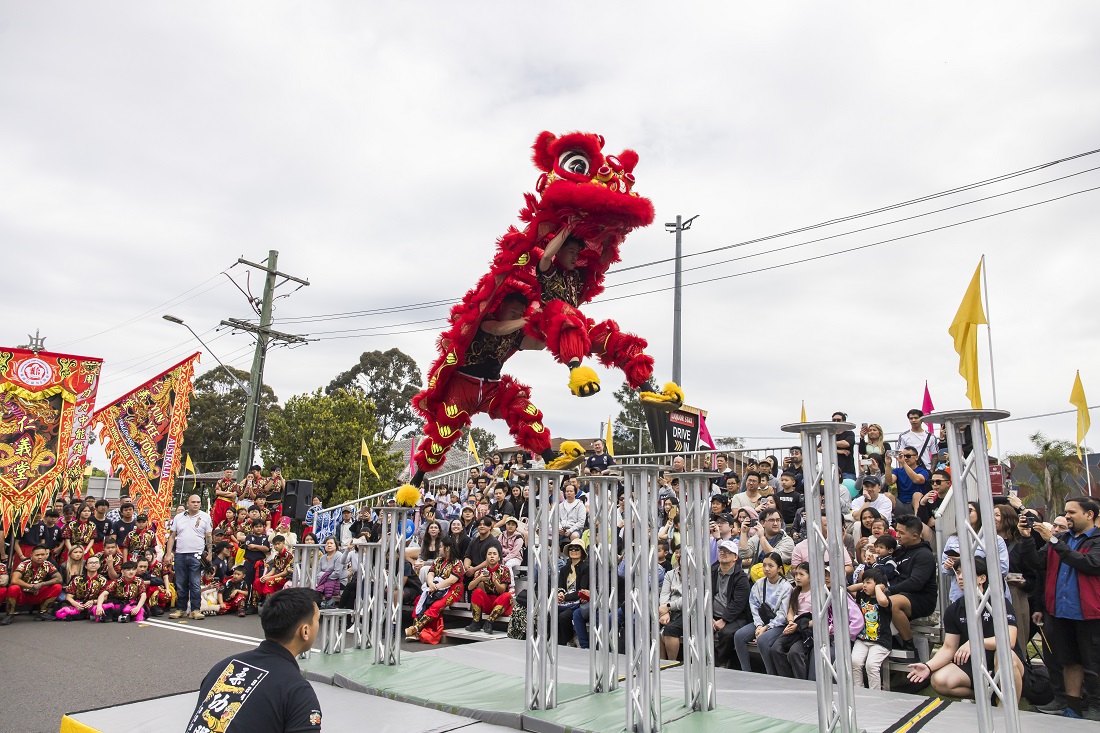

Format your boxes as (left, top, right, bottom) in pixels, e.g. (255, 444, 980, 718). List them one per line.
(283, 479, 314, 520)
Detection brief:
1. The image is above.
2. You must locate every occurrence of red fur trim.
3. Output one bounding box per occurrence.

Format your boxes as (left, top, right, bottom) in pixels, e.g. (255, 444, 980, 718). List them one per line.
(618, 150, 639, 173)
(526, 301, 590, 364)
(532, 131, 558, 172)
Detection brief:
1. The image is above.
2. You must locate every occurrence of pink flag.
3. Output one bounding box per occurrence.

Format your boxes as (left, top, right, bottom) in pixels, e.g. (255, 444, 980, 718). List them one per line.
(922, 381, 935, 434)
(699, 414, 716, 451)
(409, 436, 417, 477)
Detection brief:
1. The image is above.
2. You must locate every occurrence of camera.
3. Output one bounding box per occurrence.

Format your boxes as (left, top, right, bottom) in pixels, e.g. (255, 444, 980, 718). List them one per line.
(1024, 514, 1035, 528)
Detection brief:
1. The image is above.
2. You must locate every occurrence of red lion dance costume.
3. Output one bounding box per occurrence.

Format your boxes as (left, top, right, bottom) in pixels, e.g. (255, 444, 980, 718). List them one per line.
(409, 131, 683, 483)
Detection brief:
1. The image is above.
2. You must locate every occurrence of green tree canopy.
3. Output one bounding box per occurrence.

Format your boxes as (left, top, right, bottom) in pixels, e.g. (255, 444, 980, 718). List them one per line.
(185, 365, 280, 473)
(325, 348, 422, 444)
(468, 426, 498, 462)
(1006, 430, 1085, 518)
(612, 382, 654, 456)
(266, 388, 401, 506)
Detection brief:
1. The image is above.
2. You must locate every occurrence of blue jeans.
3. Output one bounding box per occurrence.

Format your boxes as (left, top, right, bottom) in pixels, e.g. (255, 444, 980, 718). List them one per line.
(174, 552, 202, 612)
(734, 624, 785, 673)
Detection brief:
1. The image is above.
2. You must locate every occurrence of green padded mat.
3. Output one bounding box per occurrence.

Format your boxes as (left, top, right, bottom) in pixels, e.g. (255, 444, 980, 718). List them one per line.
(304, 650, 818, 733)
(524, 690, 817, 733)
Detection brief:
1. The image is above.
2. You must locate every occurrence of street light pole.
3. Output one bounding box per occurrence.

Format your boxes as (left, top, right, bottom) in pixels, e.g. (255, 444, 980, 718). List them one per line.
(162, 315, 252, 397)
(664, 215, 699, 386)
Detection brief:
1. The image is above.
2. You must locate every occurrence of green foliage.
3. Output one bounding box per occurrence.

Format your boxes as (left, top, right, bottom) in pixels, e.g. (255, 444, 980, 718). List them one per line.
(266, 388, 401, 506)
(468, 426, 498, 462)
(611, 382, 653, 455)
(1006, 431, 1084, 517)
(185, 365, 280, 472)
(325, 348, 422, 444)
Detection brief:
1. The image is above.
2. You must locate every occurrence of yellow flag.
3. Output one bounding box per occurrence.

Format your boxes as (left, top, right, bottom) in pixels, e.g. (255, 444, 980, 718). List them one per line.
(948, 260, 987, 409)
(83, 464, 93, 477)
(605, 416, 615, 457)
(361, 438, 380, 479)
(467, 432, 480, 465)
(1071, 371, 1090, 460)
(185, 454, 195, 474)
(800, 401, 807, 422)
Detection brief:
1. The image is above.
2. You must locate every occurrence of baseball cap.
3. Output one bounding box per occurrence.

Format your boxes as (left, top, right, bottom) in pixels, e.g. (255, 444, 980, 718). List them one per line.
(716, 512, 735, 525)
(716, 539, 737, 554)
(861, 476, 881, 487)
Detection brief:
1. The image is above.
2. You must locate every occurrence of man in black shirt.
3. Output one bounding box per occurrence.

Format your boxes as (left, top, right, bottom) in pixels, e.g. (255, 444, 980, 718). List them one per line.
(349, 507, 378, 542)
(187, 587, 322, 732)
(487, 486, 515, 530)
(111, 503, 137, 558)
(243, 520, 271, 610)
(585, 439, 616, 475)
(463, 518, 503, 579)
(92, 499, 112, 554)
(831, 412, 857, 480)
(19, 510, 64, 563)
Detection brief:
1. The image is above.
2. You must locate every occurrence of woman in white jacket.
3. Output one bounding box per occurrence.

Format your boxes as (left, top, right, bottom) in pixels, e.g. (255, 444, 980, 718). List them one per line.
(557, 483, 587, 545)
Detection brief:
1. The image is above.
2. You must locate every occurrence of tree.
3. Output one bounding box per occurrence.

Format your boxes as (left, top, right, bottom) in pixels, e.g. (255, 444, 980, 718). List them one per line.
(325, 348, 422, 444)
(185, 366, 280, 473)
(468, 426, 498, 462)
(1006, 431, 1084, 518)
(611, 383, 654, 456)
(715, 436, 745, 451)
(266, 388, 402, 506)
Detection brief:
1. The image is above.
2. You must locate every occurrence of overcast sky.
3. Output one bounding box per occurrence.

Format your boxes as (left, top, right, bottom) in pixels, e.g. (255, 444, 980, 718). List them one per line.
(4, 3, 1099, 472)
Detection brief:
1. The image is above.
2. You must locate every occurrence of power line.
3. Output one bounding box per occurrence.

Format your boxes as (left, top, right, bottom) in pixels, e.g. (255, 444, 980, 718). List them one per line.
(594, 183, 1100, 303)
(604, 165, 1100, 291)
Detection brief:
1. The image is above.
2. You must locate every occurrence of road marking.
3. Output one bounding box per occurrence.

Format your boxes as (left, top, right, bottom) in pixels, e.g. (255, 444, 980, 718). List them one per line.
(882, 697, 947, 733)
(142, 618, 264, 645)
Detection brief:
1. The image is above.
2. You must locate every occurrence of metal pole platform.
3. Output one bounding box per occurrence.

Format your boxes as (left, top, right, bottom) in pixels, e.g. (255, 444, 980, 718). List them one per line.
(525, 469, 565, 710)
(622, 464, 663, 733)
(587, 475, 621, 694)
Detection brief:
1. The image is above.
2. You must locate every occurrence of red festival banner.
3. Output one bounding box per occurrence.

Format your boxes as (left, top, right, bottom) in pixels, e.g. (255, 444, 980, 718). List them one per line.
(93, 353, 199, 535)
(0, 348, 103, 531)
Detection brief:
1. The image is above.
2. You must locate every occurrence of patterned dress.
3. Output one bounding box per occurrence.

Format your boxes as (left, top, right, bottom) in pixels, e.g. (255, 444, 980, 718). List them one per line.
(124, 527, 158, 558)
(63, 520, 96, 550)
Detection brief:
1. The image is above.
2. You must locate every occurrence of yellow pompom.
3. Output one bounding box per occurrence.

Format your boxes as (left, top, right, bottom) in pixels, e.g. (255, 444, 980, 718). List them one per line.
(568, 365, 600, 397)
(394, 484, 421, 508)
(662, 382, 685, 404)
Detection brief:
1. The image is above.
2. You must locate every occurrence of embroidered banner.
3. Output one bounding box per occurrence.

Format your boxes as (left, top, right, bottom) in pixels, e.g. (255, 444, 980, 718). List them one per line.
(93, 353, 199, 535)
(0, 348, 103, 531)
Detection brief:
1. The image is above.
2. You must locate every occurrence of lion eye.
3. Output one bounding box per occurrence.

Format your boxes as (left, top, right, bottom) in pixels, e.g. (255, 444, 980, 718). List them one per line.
(558, 151, 590, 176)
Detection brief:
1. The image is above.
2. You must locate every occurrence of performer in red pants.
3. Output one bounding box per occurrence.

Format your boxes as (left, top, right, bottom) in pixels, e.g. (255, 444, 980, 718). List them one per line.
(210, 469, 239, 529)
(409, 292, 583, 489)
(465, 547, 513, 635)
(406, 538, 465, 644)
(1, 546, 64, 624)
(253, 536, 294, 605)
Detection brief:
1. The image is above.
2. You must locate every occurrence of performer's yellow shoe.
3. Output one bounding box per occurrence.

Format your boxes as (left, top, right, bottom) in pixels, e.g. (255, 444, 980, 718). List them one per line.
(639, 382, 684, 411)
(568, 365, 601, 397)
(545, 440, 586, 470)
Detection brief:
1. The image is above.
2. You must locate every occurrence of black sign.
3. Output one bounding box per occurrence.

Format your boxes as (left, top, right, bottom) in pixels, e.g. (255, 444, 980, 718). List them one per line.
(642, 404, 705, 454)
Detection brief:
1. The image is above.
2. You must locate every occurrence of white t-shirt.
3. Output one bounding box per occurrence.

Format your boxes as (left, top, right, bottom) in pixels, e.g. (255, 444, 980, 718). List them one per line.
(170, 511, 213, 553)
(896, 429, 939, 469)
(851, 493, 894, 523)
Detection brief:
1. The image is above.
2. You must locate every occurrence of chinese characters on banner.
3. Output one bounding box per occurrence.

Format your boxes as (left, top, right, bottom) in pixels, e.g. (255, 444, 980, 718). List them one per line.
(93, 353, 199, 537)
(0, 348, 102, 531)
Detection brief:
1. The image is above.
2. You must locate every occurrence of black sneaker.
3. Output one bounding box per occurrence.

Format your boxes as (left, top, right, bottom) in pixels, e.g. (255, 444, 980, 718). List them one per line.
(464, 620, 481, 633)
(117, 614, 131, 623)
(482, 621, 494, 635)
(151, 607, 165, 617)
(0, 614, 14, 626)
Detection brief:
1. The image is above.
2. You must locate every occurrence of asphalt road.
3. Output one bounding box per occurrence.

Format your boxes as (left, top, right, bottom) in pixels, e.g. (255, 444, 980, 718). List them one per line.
(2, 608, 444, 733)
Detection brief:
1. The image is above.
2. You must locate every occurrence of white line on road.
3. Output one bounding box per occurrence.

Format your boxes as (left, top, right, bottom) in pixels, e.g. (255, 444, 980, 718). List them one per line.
(142, 618, 264, 645)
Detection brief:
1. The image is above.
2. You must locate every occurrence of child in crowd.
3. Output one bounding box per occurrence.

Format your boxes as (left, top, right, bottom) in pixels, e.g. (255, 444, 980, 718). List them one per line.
(134, 557, 169, 616)
(773, 563, 814, 679)
(498, 518, 525, 585)
(95, 537, 123, 580)
(123, 514, 158, 561)
(233, 531, 248, 565)
(216, 508, 238, 538)
(253, 535, 293, 607)
(220, 566, 250, 616)
(242, 520, 271, 609)
(849, 544, 877, 586)
(94, 561, 147, 623)
(870, 535, 899, 584)
(852, 567, 892, 689)
(774, 472, 804, 531)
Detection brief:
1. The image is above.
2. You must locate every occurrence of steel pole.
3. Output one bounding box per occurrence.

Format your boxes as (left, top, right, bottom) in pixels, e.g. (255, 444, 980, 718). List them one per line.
(588, 475, 621, 693)
(622, 465, 662, 733)
(926, 409, 1019, 733)
(237, 249, 277, 479)
(525, 469, 563, 710)
(373, 508, 407, 666)
(781, 421, 859, 733)
(673, 472, 718, 712)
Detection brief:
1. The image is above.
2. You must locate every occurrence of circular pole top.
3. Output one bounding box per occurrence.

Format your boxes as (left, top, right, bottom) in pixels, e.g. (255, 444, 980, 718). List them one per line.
(922, 409, 1011, 424)
(669, 471, 722, 480)
(780, 421, 855, 435)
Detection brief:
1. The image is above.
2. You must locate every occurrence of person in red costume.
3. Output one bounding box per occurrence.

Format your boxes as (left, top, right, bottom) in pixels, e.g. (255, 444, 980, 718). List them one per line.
(408, 292, 583, 488)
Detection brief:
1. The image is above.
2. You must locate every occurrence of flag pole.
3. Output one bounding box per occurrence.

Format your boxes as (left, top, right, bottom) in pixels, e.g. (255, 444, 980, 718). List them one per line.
(981, 254, 1003, 460)
(357, 451, 363, 503)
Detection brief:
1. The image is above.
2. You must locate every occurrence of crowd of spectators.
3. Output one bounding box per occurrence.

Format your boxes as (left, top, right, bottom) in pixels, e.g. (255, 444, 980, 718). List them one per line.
(4, 413, 1099, 719)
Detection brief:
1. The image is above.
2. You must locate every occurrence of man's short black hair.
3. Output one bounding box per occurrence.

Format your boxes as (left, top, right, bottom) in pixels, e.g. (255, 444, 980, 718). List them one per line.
(251, 519, 266, 528)
(44, 509, 60, 519)
(907, 409, 924, 418)
(120, 502, 135, 511)
(760, 507, 782, 522)
(214, 541, 229, 555)
(95, 499, 110, 508)
(120, 560, 137, 571)
(864, 567, 888, 585)
(260, 587, 319, 643)
(478, 517, 494, 528)
(1067, 495, 1100, 520)
(780, 471, 797, 481)
(501, 291, 528, 307)
(250, 464, 262, 472)
(894, 514, 922, 535)
(873, 535, 897, 552)
(104, 536, 118, 546)
(272, 535, 286, 545)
